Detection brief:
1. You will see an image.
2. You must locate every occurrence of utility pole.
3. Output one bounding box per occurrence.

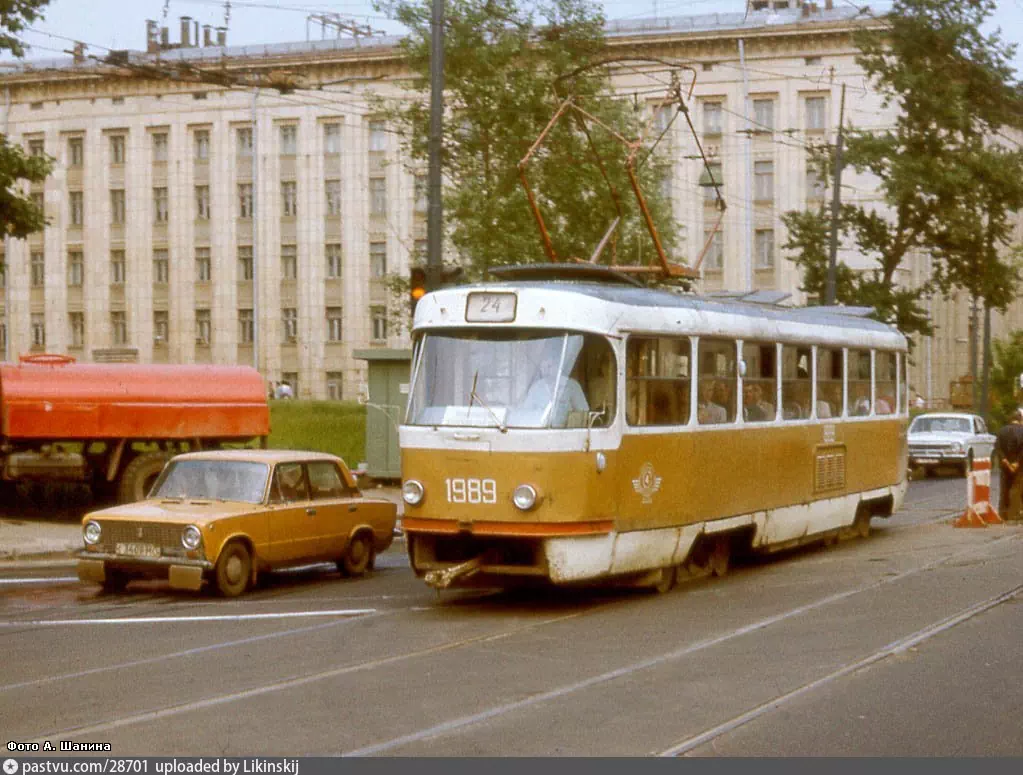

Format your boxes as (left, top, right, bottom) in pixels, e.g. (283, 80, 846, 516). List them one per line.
(825, 83, 846, 306)
(251, 89, 259, 373)
(970, 296, 979, 408)
(981, 302, 991, 422)
(426, 0, 444, 290)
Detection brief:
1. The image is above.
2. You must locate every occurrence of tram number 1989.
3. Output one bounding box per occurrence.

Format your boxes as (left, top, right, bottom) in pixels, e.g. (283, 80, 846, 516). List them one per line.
(445, 478, 497, 504)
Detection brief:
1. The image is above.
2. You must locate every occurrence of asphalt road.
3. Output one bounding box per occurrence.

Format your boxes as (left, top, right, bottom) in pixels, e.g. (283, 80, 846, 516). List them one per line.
(1, 474, 1021, 756)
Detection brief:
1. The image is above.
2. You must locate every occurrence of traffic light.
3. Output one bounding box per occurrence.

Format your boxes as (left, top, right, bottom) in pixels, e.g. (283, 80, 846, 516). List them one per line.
(410, 265, 427, 317)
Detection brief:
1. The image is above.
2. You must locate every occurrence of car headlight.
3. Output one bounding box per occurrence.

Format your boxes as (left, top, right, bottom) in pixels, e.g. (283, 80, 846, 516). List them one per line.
(402, 480, 425, 506)
(949, 442, 963, 453)
(83, 520, 102, 545)
(181, 525, 202, 550)
(512, 484, 538, 511)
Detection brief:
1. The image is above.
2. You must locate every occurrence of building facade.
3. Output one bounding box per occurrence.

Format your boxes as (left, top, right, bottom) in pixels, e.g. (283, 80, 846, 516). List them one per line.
(0, 3, 1018, 404)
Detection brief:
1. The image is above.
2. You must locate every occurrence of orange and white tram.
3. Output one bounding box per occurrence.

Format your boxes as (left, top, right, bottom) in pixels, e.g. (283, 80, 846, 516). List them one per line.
(399, 266, 908, 591)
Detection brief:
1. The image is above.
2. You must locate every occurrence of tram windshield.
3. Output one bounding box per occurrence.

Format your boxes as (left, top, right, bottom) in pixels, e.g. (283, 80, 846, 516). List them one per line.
(408, 330, 616, 429)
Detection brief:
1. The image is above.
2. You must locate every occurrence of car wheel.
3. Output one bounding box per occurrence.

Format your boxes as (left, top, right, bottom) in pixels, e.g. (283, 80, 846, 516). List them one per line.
(215, 541, 252, 597)
(101, 567, 131, 593)
(340, 533, 373, 577)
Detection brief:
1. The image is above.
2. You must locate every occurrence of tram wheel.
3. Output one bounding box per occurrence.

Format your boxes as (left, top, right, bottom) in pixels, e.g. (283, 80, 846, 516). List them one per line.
(854, 510, 872, 539)
(653, 565, 677, 594)
(708, 537, 730, 577)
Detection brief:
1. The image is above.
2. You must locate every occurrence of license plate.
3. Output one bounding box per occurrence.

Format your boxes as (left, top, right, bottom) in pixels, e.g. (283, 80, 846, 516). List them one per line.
(116, 542, 161, 558)
(914, 458, 939, 465)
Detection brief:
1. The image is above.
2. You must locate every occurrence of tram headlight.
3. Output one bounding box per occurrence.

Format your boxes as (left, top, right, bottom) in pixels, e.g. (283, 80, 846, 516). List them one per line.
(181, 525, 202, 550)
(83, 520, 102, 545)
(402, 480, 425, 506)
(512, 484, 539, 511)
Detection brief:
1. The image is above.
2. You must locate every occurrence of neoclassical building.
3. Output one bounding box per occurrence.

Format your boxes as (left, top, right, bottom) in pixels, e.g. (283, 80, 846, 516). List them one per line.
(0, 2, 1018, 403)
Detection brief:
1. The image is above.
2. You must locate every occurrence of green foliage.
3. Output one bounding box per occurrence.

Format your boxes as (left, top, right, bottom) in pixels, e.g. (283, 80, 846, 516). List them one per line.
(989, 331, 1023, 431)
(781, 0, 1023, 338)
(375, 0, 678, 279)
(268, 401, 367, 465)
(0, 0, 53, 256)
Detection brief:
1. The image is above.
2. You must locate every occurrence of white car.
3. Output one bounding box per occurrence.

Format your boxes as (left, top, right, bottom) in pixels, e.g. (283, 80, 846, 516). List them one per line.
(907, 412, 995, 476)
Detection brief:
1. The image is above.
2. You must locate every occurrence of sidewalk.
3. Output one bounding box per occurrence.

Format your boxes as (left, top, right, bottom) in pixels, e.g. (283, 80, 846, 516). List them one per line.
(0, 485, 404, 562)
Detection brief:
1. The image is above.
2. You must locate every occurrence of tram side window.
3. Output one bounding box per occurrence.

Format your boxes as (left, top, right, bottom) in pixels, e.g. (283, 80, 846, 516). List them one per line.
(849, 349, 872, 415)
(816, 348, 844, 419)
(741, 342, 776, 422)
(876, 352, 896, 415)
(626, 337, 691, 426)
(698, 339, 736, 425)
(781, 345, 812, 420)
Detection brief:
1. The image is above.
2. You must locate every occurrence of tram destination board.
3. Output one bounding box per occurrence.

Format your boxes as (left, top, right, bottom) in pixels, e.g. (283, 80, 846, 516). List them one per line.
(465, 292, 517, 323)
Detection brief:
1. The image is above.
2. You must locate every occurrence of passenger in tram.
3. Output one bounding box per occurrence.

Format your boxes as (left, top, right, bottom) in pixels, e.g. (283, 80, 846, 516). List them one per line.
(783, 382, 812, 420)
(743, 382, 774, 422)
(698, 379, 727, 424)
(875, 394, 894, 415)
(851, 383, 872, 416)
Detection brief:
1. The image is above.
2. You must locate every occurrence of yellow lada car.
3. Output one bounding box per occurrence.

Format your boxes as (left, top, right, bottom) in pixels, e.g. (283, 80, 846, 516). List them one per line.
(77, 449, 397, 596)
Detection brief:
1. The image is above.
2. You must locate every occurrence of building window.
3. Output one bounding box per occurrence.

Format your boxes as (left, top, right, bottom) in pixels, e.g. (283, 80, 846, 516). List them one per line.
(109, 135, 126, 165)
(326, 243, 342, 279)
(69, 312, 85, 348)
(326, 306, 343, 342)
(238, 246, 254, 281)
(239, 308, 254, 344)
(371, 306, 388, 341)
(414, 174, 428, 214)
(703, 228, 723, 270)
(703, 101, 723, 135)
(325, 179, 342, 216)
(369, 120, 387, 152)
(369, 242, 387, 278)
(30, 251, 45, 287)
(805, 96, 827, 131)
(326, 372, 343, 400)
(282, 307, 298, 343)
(153, 187, 169, 222)
(324, 123, 341, 154)
(652, 103, 673, 133)
(111, 311, 127, 345)
(69, 191, 84, 226)
(753, 99, 775, 131)
(153, 310, 169, 345)
(195, 247, 211, 282)
(194, 129, 210, 161)
(31, 314, 45, 348)
(806, 166, 826, 202)
(236, 126, 253, 156)
(111, 250, 126, 285)
(67, 250, 84, 287)
(110, 189, 125, 225)
(153, 249, 169, 284)
(68, 137, 84, 167)
(238, 183, 254, 218)
(28, 138, 44, 157)
(196, 309, 211, 345)
(195, 185, 211, 220)
(703, 162, 723, 202)
(279, 125, 297, 155)
(369, 178, 386, 216)
(281, 181, 298, 217)
(152, 132, 168, 163)
(754, 160, 775, 202)
(754, 229, 775, 269)
(281, 244, 297, 280)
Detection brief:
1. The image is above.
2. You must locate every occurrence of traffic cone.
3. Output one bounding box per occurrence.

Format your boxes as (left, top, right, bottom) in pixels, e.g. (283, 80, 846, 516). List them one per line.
(954, 458, 1002, 528)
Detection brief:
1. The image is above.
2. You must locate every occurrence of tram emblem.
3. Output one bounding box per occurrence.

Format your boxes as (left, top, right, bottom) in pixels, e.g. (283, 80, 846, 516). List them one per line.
(632, 463, 662, 504)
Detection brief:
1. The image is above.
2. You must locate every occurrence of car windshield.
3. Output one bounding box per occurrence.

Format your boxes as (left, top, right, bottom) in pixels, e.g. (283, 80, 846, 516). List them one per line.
(910, 417, 972, 434)
(152, 460, 270, 503)
(407, 330, 616, 429)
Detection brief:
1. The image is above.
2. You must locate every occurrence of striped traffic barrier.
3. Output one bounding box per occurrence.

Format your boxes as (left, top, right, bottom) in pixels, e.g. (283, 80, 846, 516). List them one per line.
(953, 457, 1003, 528)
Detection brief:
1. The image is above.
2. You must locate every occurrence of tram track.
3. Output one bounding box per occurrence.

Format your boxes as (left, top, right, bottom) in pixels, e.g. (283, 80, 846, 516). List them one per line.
(17, 530, 1019, 752)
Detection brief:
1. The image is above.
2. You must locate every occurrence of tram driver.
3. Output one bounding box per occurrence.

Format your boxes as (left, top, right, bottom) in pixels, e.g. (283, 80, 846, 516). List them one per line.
(515, 344, 589, 428)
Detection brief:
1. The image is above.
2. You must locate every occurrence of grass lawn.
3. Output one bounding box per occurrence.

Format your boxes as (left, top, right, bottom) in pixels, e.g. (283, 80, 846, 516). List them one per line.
(268, 400, 367, 467)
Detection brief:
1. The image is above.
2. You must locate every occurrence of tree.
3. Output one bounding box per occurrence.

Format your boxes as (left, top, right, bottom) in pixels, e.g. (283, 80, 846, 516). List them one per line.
(0, 0, 53, 263)
(376, 0, 679, 280)
(781, 0, 1023, 340)
(988, 330, 1023, 432)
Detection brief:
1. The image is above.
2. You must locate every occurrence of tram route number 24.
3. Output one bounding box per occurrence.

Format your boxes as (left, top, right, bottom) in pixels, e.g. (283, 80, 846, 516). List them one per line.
(445, 477, 497, 504)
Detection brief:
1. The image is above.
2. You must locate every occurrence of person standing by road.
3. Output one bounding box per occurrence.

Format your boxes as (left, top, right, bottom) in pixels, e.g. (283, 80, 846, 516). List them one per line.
(995, 409, 1023, 519)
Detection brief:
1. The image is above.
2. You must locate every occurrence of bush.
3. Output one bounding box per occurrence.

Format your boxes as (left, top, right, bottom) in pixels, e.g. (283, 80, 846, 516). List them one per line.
(268, 401, 366, 466)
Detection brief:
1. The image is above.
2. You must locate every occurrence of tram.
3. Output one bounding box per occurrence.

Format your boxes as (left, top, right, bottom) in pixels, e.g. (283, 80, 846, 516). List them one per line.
(399, 265, 908, 591)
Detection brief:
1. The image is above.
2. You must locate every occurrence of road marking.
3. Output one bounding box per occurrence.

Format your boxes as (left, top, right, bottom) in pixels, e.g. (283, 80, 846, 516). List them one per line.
(0, 577, 79, 585)
(656, 583, 1023, 756)
(0, 608, 376, 627)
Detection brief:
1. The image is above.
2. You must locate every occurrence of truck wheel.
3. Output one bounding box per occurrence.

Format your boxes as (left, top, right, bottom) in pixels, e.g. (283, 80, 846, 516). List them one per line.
(117, 452, 170, 503)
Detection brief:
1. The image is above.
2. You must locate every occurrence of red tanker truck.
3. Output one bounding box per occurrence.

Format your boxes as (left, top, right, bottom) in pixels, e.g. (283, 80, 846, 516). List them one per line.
(0, 354, 270, 503)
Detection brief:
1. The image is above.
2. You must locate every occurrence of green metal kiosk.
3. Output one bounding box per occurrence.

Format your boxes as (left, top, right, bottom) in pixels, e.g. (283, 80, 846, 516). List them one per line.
(353, 348, 412, 481)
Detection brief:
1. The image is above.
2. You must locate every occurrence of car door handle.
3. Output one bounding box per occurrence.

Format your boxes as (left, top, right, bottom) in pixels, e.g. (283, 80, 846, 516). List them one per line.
(306, 507, 317, 516)
(348, 505, 357, 513)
